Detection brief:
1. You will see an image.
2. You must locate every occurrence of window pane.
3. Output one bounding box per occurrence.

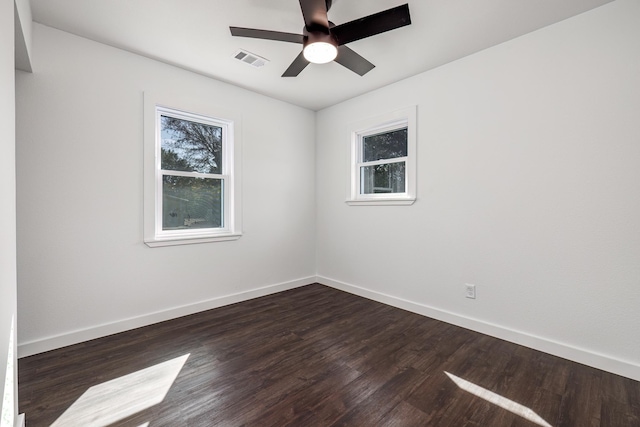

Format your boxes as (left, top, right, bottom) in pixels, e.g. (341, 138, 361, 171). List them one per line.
(162, 176, 222, 230)
(161, 115, 222, 174)
(361, 162, 406, 194)
(363, 128, 407, 162)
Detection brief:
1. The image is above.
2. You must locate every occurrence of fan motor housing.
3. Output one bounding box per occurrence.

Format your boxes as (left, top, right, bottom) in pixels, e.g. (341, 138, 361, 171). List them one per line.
(303, 27, 337, 47)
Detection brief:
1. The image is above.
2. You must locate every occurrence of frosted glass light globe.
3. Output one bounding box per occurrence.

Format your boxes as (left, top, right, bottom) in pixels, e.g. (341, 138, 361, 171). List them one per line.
(303, 42, 338, 64)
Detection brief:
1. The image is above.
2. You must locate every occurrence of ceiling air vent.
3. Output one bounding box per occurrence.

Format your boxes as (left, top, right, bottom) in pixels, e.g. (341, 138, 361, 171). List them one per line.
(233, 50, 269, 68)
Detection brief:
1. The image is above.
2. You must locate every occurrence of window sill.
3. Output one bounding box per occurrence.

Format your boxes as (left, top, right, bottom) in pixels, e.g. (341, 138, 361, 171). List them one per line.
(144, 233, 242, 247)
(346, 198, 416, 206)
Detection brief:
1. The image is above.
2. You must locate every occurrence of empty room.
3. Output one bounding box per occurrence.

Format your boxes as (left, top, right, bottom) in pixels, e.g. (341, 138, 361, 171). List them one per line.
(2, 0, 639, 425)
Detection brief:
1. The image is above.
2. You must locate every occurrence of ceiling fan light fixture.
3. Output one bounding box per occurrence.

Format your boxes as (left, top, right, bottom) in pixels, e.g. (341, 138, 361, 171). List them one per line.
(303, 41, 337, 63)
(230, 2, 412, 77)
(302, 30, 338, 64)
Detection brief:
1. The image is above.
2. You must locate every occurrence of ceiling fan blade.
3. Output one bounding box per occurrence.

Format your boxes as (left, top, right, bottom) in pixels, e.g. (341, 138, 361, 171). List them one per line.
(282, 52, 310, 77)
(331, 4, 411, 46)
(334, 46, 375, 76)
(230, 27, 304, 44)
(299, 0, 329, 29)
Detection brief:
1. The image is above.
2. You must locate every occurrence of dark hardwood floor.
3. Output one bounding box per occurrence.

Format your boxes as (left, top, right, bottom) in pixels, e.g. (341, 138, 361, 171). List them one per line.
(19, 284, 640, 426)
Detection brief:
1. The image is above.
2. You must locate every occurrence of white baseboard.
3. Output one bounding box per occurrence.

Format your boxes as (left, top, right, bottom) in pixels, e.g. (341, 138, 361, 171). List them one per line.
(18, 275, 640, 381)
(317, 275, 640, 382)
(17, 277, 315, 358)
(16, 414, 25, 427)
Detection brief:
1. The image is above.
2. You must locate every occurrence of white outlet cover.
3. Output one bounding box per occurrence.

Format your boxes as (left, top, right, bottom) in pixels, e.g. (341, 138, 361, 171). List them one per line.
(465, 284, 476, 299)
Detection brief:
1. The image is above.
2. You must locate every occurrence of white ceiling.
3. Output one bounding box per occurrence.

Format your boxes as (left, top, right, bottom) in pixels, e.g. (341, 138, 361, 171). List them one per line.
(30, 0, 614, 111)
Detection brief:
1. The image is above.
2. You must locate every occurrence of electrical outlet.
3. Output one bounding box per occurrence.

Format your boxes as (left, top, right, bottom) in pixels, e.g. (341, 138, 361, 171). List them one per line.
(465, 284, 476, 299)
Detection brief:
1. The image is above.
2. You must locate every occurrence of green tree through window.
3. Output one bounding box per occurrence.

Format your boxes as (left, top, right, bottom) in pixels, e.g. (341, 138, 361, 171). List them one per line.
(160, 115, 224, 230)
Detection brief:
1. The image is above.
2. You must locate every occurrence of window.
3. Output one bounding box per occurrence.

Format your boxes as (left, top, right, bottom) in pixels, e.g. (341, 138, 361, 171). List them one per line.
(144, 92, 242, 246)
(348, 106, 417, 205)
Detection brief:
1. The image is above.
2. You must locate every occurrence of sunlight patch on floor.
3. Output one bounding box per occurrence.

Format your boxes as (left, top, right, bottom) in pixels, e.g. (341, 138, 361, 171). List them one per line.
(51, 354, 189, 427)
(445, 371, 553, 427)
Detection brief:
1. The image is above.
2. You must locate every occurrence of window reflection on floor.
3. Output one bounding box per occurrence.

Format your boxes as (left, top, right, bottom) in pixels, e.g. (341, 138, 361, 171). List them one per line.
(51, 354, 189, 427)
(445, 371, 553, 427)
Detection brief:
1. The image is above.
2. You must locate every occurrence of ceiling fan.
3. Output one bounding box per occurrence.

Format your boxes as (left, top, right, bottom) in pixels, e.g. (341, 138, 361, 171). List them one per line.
(230, 0, 411, 77)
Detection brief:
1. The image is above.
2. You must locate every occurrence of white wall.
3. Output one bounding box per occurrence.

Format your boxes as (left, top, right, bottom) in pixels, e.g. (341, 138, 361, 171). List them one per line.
(0, 0, 17, 423)
(13, 0, 32, 73)
(14, 0, 640, 382)
(16, 24, 317, 356)
(316, 0, 640, 380)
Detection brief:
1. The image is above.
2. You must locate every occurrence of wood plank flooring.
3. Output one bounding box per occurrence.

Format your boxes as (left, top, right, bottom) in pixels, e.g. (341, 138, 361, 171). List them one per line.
(19, 284, 640, 426)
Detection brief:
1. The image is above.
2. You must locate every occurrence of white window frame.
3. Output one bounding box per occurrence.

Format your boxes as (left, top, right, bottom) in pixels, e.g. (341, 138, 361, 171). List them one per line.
(347, 105, 417, 206)
(144, 91, 242, 247)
